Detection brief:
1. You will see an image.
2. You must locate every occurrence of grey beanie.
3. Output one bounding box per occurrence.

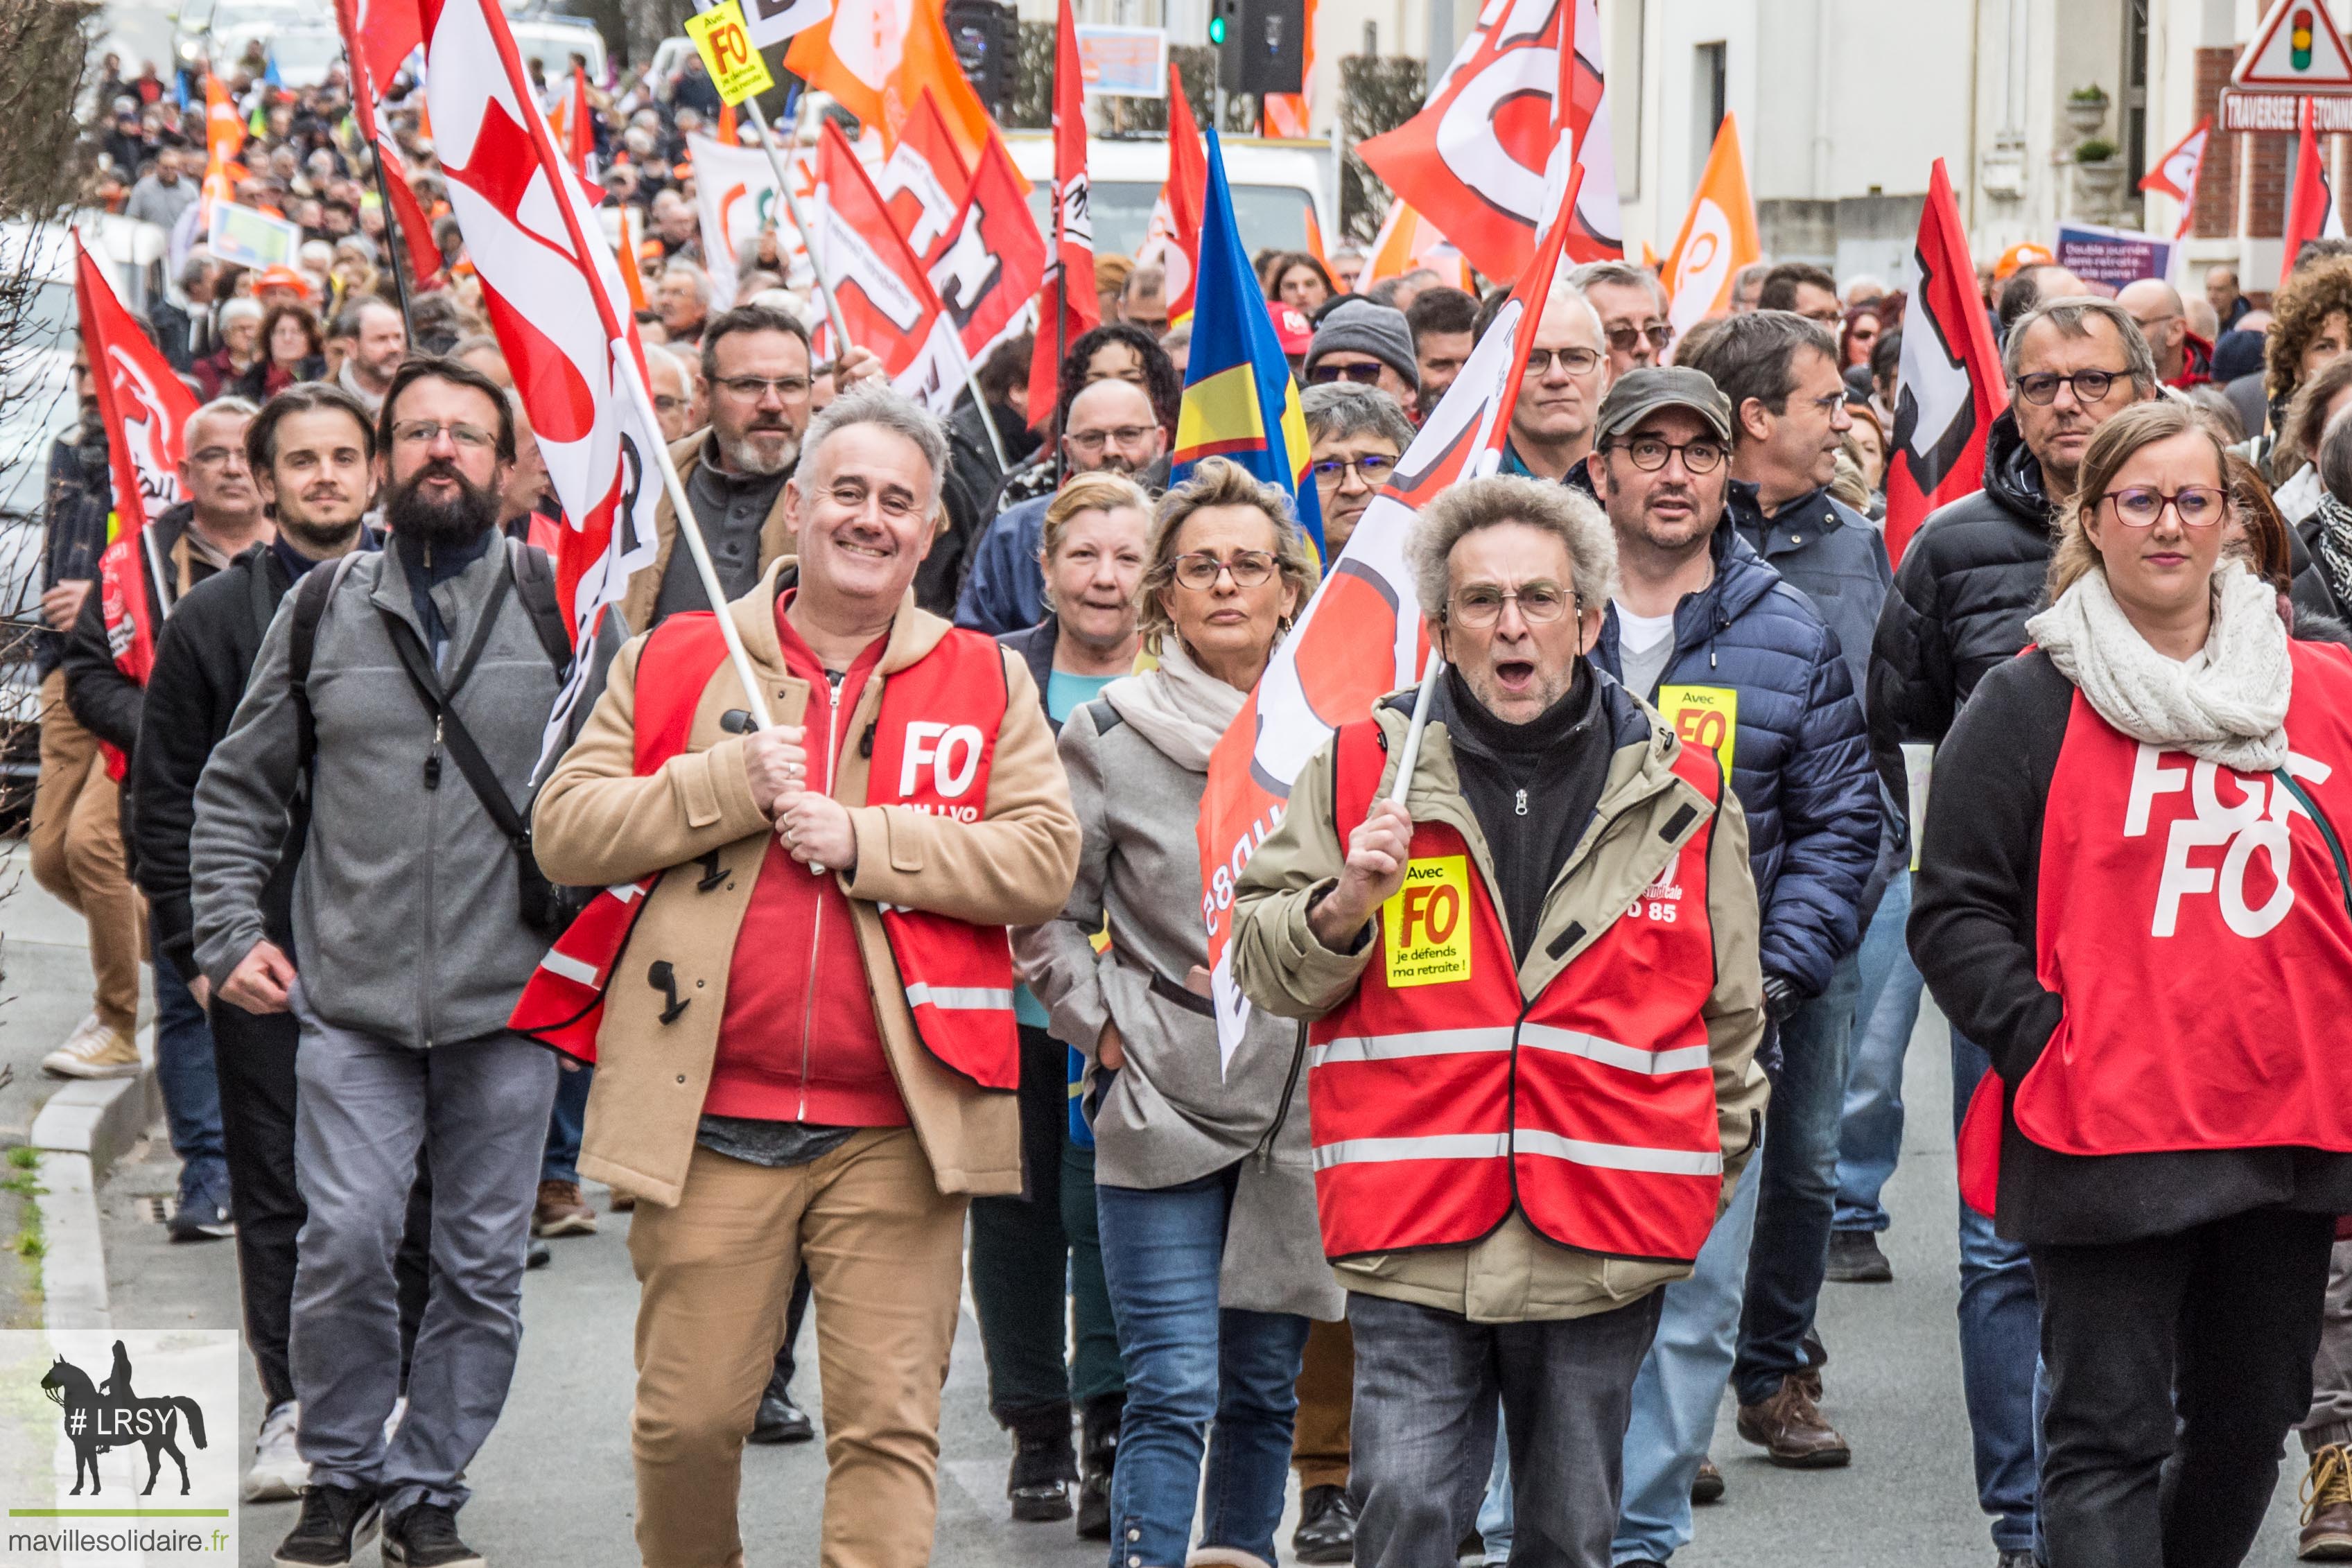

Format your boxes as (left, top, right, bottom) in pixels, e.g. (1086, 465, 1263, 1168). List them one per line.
(1305, 299, 1420, 392)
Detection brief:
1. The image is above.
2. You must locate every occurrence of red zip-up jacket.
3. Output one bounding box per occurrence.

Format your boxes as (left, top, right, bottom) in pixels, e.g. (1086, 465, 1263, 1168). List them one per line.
(704, 598, 907, 1126)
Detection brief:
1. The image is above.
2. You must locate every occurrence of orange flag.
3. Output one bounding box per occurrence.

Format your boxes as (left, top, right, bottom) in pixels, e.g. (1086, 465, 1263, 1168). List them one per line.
(1361, 197, 1472, 293)
(717, 100, 737, 146)
(785, 0, 1002, 175)
(1657, 112, 1760, 338)
(617, 207, 650, 313)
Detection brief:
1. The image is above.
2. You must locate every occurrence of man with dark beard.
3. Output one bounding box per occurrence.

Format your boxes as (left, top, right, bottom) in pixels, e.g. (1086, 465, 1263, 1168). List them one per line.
(192, 358, 566, 1568)
(133, 383, 398, 1508)
(618, 302, 814, 635)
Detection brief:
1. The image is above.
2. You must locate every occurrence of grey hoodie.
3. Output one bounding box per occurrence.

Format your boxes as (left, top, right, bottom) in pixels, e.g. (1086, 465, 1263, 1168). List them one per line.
(191, 537, 561, 1049)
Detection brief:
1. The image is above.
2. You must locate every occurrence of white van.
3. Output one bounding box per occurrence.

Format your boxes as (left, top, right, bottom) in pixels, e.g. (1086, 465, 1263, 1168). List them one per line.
(1000, 132, 1334, 261)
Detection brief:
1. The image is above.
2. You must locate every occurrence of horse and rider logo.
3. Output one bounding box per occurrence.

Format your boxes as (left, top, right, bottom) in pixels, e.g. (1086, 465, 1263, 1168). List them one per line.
(38, 1339, 209, 1496)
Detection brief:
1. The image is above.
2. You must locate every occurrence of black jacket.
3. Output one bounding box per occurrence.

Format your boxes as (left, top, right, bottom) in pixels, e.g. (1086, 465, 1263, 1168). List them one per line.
(132, 542, 342, 984)
(1867, 410, 2055, 807)
(1909, 647, 2352, 1245)
(930, 391, 1040, 618)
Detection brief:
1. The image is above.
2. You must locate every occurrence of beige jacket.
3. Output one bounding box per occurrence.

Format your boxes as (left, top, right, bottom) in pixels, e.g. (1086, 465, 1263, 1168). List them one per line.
(616, 430, 796, 636)
(533, 556, 1082, 1205)
(1229, 688, 1770, 1323)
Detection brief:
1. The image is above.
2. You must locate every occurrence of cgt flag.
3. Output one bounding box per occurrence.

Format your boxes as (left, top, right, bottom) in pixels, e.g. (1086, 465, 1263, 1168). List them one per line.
(77, 231, 196, 778)
(1171, 128, 1322, 558)
(1196, 163, 1584, 1065)
(1657, 112, 1759, 339)
(2141, 114, 2210, 241)
(1354, 0, 1620, 281)
(1883, 158, 2008, 565)
(424, 0, 665, 749)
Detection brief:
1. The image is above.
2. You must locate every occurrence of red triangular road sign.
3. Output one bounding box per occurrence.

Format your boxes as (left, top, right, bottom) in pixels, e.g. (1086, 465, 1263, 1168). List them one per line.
(2236, 0, 2352, 90)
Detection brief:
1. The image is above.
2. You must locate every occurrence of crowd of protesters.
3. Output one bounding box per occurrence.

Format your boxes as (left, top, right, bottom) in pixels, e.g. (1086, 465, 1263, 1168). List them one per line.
(49, 39, 2352, 1568)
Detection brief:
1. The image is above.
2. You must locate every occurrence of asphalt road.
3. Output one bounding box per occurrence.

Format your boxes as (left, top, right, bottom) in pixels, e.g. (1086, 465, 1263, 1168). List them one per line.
(94, 995, 2319, 1568)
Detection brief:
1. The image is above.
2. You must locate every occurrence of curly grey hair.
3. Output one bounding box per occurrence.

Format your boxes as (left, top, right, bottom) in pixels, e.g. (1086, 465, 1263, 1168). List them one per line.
(1409, 473, 1617, 620)
(799, 382, 950, 505)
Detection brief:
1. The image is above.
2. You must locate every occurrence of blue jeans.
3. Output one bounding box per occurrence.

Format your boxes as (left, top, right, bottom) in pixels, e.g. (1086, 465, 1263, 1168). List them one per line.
(1732, 952, 1859, 1406)
(1096, 1166, 1310, 1568)
(1951, 1030, 2039, 1554)
(152, 913, 226, 1201)
(1832, 870, 1927, 1233)
(1609, 1148, 1765, 1565)
(541, 1060, 591, 1184)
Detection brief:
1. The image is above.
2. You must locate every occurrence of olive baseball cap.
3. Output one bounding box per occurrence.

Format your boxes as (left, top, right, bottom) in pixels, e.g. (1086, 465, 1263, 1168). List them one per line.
(1592, 366, 1734, 445)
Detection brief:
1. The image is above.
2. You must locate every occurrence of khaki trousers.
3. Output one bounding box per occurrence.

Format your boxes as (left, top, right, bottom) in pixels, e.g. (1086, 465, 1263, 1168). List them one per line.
(28, 668, 141, 1029)
(1291, 1315, 1354, 1490)
(627, 1129, 967, 1568)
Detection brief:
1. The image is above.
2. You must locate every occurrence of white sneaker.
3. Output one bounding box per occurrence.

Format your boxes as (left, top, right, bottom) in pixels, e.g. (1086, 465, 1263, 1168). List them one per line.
(243, 1400, 306, 1502)
(41, 1013, 141, 1079)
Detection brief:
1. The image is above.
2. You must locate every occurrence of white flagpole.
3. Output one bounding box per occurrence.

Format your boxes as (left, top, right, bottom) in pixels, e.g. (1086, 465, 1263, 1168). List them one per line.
(1388, 651, 1445, 806)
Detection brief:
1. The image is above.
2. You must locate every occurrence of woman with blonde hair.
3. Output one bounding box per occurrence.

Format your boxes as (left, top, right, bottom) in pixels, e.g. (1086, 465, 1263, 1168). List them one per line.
(1016, 457, 1337, 1568)
(1913, 399, 2352, 1565)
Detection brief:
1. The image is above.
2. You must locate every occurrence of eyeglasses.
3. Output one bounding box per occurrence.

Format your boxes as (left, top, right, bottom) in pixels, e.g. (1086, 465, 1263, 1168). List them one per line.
(186, 444, 245, 468)
(1605, 323, 1674, 354)
(1525, 346, 1604, 378)
(1607, 435, 1727, 473)
(1800, 308, 1844, 327)
(2100, 485, 2228, 528)
(1171, 550, 1278, 590)
(653, 393, 685, 414)
(390, 420, 494, 451)
(1311, 454, 1398, 487)
(715, 375, 811, 401)
(2014, 369, 2127, 406)
(1447, 582, 1576, 627)
(1066, 426, 1158, 454)
(1307, 361, 1386, 386)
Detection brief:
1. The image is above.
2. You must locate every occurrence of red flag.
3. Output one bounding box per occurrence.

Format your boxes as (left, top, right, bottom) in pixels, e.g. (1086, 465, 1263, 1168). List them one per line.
(1883, 159, 2009, 566)
(929, 122, 1047, 364)
(813, 120, 965, 412)
(2284, 98, 2346, 287)
(1141, 69, 1208, 322)
(2141, 114, 2210, 241)
(1354, 0, 1621, 281)
(876, 87, 973, 268)
(333, 0, 442, 286)
(76, 232, 195, 706)
(1027, 0, 1101, 433)
(378, 141, 445, 285)
(567, 65, 596, 186)
(422, 0, 665, 745)
(1196, 164, 1585, 1054)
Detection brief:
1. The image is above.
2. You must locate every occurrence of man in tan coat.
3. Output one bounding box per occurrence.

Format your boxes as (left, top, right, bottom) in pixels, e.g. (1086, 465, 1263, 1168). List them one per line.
(533, 383, 1081, 1568)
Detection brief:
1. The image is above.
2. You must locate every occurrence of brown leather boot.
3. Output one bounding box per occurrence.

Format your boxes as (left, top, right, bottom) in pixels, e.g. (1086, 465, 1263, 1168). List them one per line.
(1734, 1373, 1852, 1468)
(2303, 1443, 2352, 1559)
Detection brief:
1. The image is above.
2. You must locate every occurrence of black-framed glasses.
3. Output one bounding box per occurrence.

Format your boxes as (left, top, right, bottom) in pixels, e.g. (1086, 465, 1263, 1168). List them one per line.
(1525, 345, 1603, 378)
(2102, 485, 2227, 528)
(1311, 454, 1398, 487)
(1605, 323, 1674, 354)
(1307, 361, 1386, 386)
(1607, 435, 1727, 473)
(2015, 369, 2126, 406)
(1171, 550, 1278, 590)
(1447, 582, 1577, 627)
(716, 374, 812, 401)
(1066, 425, 1158, 454)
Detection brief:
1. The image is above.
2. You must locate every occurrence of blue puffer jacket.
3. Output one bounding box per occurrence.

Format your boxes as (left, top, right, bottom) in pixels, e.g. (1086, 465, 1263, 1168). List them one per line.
(1594, 526, 1879, 998)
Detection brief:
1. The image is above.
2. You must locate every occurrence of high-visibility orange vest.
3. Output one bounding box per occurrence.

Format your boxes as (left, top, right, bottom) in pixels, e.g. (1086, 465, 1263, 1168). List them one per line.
(509, 610, 1022, 1090)
(1306, 713, 1728, 1265)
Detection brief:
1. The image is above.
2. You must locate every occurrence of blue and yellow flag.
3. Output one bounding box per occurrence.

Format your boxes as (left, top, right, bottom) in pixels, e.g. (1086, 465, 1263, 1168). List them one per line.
(1171, 129, 1323, 558)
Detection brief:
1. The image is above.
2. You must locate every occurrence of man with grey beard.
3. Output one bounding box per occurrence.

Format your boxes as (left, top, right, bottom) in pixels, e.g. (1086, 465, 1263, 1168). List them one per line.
(619, 303, 814, 634)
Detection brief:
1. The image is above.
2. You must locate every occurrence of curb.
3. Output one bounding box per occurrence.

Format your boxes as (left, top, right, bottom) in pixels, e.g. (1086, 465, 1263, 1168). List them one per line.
(26, 1027, 161, 1331)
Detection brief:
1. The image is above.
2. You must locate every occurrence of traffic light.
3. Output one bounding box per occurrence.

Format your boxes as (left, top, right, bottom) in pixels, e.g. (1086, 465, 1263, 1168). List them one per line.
(1212, 0, 1244, 89)
(1222, 0, 1304, 97)
(944, 0, 1018, 119)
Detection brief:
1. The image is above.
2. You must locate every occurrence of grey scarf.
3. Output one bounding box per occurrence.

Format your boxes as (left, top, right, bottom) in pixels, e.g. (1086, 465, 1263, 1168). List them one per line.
(1101, 639, 1248, 772)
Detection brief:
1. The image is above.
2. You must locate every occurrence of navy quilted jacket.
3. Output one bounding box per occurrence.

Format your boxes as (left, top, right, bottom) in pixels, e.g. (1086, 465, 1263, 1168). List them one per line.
(1595, 527, 1879, 997)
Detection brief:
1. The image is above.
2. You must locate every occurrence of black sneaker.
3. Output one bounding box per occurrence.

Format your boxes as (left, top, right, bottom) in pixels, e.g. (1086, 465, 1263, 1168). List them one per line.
(382, 1502, 485, 1568)
(1824, 1229, 1894, 1283)
(1291, 1483, 1357, 1564)
(749, 1364, 815, 1444)
(272, 1483, 379, 1567)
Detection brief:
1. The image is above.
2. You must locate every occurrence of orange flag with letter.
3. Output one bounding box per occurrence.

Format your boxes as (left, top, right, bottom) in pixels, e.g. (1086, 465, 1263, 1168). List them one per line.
(784, 0, 1000, 173)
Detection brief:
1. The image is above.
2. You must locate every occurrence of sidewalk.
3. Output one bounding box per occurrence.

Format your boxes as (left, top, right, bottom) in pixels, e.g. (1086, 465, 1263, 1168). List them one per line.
(92, 1000, 2315, 1567)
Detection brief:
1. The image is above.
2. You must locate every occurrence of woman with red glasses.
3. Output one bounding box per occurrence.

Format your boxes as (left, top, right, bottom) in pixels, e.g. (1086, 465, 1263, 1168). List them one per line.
(1913, 399, 2352, 1566)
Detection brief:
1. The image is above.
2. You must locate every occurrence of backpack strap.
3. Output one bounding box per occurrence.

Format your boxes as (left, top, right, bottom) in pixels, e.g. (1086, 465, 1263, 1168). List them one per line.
(288, 551, 364, 774)
(507, 539, 574, 674)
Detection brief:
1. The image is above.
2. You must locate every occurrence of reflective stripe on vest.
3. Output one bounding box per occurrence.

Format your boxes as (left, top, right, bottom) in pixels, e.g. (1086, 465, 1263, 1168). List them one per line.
(1304, 710, 1727, 1266)
(505, 611, 1022, 1090)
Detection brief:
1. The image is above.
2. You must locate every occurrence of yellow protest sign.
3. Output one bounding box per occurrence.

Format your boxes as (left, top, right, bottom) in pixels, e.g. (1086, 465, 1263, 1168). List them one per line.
(685, 1, 775, 106)
(1657, 684, 1739, 778)
(1382, 856, 1474, 988)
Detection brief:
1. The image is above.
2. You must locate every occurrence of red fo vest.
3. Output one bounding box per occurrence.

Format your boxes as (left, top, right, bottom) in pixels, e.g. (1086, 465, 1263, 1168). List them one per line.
(1305, 715, 1727, 1266)
(1957, 641, 2352, 1213)
(508, 611, 1023, 1090)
